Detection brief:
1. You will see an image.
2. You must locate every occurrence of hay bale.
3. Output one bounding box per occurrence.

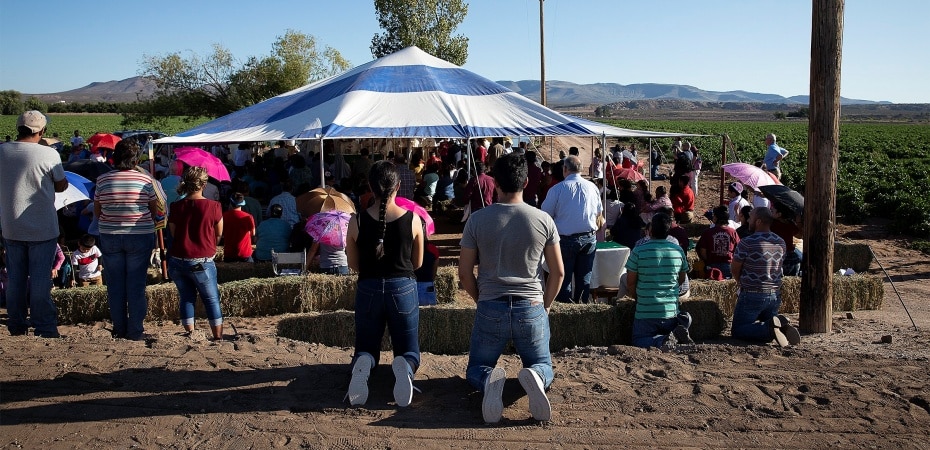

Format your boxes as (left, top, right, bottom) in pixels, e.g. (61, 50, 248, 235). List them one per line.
(214, 262, 275, 284)
(832, 274, 884, 311)
(681, 222, 710, 238)
(276, 301, 727, 354)
(689, 275, 883, 315)
(689, 279, 739, 316)
(834, 242, 873, 273)
(299, 274, 357, 311)
(53, 286, 111, 325)
(434, 266, 459, 304)
(220, 276, 306, 317)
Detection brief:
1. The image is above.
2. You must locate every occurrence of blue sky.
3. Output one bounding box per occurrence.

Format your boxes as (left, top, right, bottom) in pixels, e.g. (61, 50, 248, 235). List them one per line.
(1, 0, 927, 103)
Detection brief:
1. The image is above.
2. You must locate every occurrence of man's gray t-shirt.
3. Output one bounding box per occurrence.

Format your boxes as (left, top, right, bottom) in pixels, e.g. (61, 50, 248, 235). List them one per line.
(0, 141, 65, 241)
(460, 202, 559, 302)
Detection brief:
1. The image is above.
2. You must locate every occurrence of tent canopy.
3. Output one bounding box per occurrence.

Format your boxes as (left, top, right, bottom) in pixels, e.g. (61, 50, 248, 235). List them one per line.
(157, 46, 606, 144)
(157, 46, 704, 145)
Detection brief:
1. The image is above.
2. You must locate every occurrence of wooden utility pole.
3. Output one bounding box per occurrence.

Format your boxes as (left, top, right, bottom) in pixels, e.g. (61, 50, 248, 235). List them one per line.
(539, 0, 546, 106)
(801, 0, 844, 333)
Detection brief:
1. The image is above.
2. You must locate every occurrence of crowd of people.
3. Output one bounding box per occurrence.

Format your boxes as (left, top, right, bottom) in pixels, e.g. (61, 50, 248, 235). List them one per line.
(2, 110, 804, 423)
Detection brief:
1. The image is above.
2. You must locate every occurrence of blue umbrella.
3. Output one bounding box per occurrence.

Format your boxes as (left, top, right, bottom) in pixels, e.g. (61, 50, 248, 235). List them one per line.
(55, 171, 94, 210)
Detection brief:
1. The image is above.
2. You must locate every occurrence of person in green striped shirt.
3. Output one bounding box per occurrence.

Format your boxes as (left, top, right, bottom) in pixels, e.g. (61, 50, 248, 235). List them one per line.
(625, 213, 694, 348)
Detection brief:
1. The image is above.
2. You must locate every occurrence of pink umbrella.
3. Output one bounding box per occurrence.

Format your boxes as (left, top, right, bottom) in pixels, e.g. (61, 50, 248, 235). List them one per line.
(305, 210, 351, 247)
(174, 146, 231, 182)
(394, 196, 435, 236)
(722, 163, 781, 190)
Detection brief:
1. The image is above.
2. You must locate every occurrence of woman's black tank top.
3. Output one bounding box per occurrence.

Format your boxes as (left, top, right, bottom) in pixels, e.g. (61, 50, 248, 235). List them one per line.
(357, 209, 415, 279)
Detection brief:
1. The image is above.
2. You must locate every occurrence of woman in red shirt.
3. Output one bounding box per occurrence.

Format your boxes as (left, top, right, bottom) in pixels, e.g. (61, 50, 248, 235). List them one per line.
(168, 166, 225, 341)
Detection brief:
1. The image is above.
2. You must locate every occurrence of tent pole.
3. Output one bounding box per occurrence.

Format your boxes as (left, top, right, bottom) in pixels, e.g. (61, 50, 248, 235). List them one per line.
(647, 138, 653, 190)
(319, 136, 326, 189)
(600, 132, 607, 230)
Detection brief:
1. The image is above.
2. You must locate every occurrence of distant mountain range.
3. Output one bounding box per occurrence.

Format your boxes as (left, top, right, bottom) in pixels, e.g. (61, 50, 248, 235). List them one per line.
(25, 76, 893, 106)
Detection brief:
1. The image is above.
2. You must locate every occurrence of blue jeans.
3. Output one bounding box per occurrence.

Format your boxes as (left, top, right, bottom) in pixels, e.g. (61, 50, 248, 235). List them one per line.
(783, 248, 802, 277)
(556, 232, 597, 303)
(168, 257, 223, 326)
(100, 233, 155, 339)
(731, 290, 780, 342)
(353, 277, 420, 371)
(3, 238, 58, 336)
(466, 296, 553, 392)
(631, 312, 691, 348)
(319, 265, 349, 275)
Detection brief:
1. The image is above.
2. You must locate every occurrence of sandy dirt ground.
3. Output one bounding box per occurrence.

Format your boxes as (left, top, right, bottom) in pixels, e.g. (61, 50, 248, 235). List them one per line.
(2, 149, 930, 449)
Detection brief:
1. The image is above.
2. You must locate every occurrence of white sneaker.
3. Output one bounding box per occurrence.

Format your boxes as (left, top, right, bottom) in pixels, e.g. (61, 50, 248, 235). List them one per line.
(392, 356, 414, 407)
(347, 354, 374, 406)
(518, 368, 551, 421)
(482, 367, 506, 423)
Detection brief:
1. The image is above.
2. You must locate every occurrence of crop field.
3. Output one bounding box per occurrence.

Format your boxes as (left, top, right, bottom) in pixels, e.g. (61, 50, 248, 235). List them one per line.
(605, 119, 930, 237)
(0, 114, 209, 140)
(3, 114, 928, 237)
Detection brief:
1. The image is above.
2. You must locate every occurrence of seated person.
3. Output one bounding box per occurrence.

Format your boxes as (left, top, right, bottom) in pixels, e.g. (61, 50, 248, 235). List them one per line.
(696, 206, 740, 279)
(254, 204, 292, 262)
(610, 202, 645, 249)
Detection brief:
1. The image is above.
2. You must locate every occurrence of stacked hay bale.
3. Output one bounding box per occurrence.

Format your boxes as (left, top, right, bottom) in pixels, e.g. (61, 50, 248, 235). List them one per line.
(833, 242, 873, 273)
(276, 299, 728, 355)
(689, 274, 883, 315)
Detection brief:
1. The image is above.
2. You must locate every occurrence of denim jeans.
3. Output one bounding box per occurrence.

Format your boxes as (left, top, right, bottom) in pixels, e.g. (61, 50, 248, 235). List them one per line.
(631, 317, 680, 348)
(3, 238, 58, 336)
(100, 233, 155, 339)
(556, 232, 597, 303)
(168, 257, 223, 326)
(319, 265, 349, 275)
(466, 296, 554, 392)
(783, 248, 802, 277)
(731, 290, 781, 342)
(707, 262, 733, 279)
(353, 277, 420, 372)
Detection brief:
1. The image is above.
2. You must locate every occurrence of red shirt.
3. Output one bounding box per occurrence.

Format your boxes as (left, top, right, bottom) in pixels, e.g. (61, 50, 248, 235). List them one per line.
(222, 209, 255, 259)
(168, 198, 223, 258)
(697, 225, 740, 264)
(770, 218, 800, 252)
(672, 185, 695, 214)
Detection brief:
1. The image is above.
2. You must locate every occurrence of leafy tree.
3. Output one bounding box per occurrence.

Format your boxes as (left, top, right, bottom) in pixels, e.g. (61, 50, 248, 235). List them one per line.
(0, 90, 24, 115)
(371, 0, 469, 65)
(133, 30, 350, 121)
(24, 96, 47, 113)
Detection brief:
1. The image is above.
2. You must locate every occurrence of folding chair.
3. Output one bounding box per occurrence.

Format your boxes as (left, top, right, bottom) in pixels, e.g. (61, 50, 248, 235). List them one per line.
(271, 250, 307, 276)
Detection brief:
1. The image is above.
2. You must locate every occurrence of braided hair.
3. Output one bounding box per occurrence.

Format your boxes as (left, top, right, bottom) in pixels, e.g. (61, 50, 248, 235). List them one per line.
(177, 165, 208, 197)
(368, 160, 400, 259)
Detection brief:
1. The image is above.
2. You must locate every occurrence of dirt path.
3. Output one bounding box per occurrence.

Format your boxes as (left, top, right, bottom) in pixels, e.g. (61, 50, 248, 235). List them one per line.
(3, 153, 930, 448)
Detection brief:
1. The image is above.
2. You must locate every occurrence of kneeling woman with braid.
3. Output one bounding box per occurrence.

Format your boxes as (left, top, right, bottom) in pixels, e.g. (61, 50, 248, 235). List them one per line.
(345, 161, 424, 407)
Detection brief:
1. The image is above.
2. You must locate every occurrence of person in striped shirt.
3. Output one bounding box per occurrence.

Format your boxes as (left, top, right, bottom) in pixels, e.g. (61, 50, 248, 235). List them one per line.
(731, 207, 801, 347)
(625, 213, 694, 348)
(94, 140, 158, 340)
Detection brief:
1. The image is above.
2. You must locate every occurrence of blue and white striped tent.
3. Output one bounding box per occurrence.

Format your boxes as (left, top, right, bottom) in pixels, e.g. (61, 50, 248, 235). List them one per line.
(157, 46, 603, 144)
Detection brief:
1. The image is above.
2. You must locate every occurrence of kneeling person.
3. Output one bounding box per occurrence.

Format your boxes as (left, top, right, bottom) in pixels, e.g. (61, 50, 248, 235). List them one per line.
(625, 213, 694, 348)
(459, 153, 565, 423)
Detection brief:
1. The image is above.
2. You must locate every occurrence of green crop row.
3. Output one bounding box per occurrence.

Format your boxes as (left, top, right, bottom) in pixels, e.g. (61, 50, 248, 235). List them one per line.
(0, 114, 208, 140)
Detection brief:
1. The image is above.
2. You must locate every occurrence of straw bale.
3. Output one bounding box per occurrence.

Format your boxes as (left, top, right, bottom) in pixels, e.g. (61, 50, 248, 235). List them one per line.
(220, 276, 306, 316)
(52, 286, 112, 325)
(214, 262, 275, 284)
(689, 274, 883, 315)
(833, 242, 873, 273)
(276, 301, 727, 354)
(681, 222, 710, 238)
(434, 266, 459, 304)
(299, 274, 357, 311)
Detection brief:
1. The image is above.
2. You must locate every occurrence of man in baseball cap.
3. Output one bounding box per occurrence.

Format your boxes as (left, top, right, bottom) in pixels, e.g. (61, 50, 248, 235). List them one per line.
(1, 111, 68, 338)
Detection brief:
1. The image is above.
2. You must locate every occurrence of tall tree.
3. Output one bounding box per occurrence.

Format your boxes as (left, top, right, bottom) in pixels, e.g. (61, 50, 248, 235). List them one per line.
(133, 30, 350, 121)
(371, 0, 469, 65)
(0, 90, 24, 115)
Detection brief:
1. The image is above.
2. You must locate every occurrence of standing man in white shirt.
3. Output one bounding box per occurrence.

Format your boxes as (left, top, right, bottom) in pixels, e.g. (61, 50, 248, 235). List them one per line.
(541, 155, 603, 304)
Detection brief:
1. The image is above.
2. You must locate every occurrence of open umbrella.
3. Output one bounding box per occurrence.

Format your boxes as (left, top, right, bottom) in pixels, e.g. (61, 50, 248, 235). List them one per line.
(174, 146, 231, 182)
(296, 187, 356, 217)
(615, 167, 645, 182)
(305, 210, 351, 247)
(759, 185, 804, 220)
(64, 159, 112, 182)
(55, 171, 93, 210)
(722, 163, 781, 190)
(86, 133, 121, 152)
(394, 196, 435, 236)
